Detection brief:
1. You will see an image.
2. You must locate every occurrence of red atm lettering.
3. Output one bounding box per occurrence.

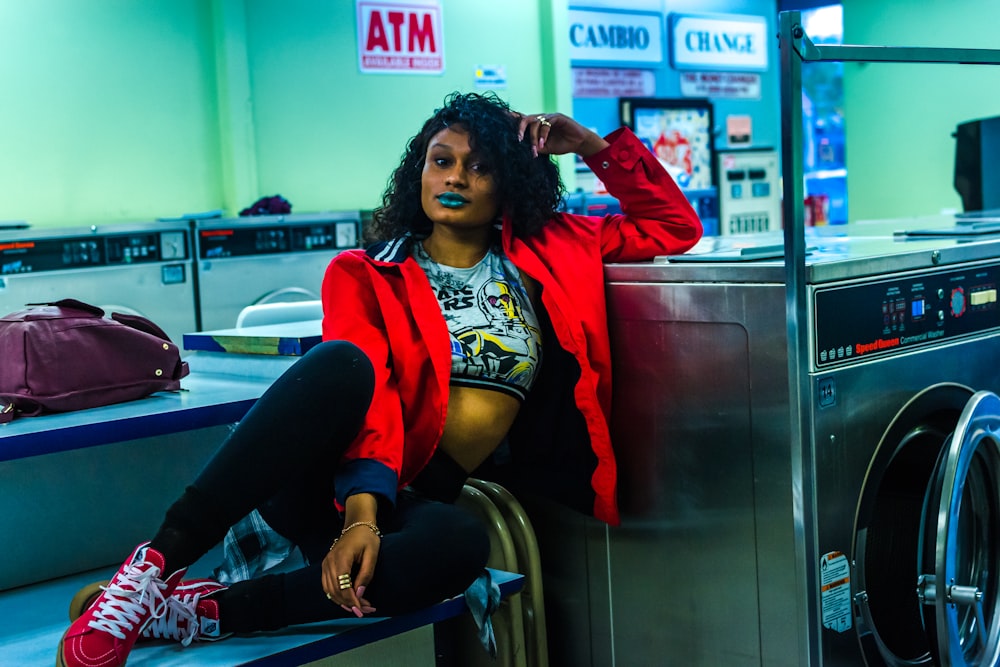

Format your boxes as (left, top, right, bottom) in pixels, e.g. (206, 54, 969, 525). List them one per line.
(365, 9, 436, 54)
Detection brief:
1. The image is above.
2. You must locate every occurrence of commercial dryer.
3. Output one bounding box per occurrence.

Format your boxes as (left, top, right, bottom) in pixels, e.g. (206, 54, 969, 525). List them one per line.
(0, 223, 195, 343)
(527, 224, 1000, 666)
(192, 212, 360, 331)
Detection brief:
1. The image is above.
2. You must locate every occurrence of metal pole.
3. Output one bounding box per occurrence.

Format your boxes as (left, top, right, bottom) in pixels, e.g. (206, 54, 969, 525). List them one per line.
(779, 11, 818, 667)
(802, 42, 1000, 66)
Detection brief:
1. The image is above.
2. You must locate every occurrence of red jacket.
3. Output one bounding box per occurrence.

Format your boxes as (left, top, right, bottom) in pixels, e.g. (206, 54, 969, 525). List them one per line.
(321, 127, 701, 525)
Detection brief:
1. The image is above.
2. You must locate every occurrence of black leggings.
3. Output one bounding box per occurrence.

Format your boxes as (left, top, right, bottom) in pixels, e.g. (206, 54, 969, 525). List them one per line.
(150, 340, 490, 632)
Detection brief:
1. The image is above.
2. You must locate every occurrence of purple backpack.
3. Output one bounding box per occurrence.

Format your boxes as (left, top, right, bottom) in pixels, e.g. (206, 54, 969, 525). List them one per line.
(0, 299, 189, 423)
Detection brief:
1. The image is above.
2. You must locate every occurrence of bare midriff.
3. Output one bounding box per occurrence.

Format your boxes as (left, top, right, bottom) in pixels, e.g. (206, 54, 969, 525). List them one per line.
(436, 385, 522, 472)
(436, 274, 541, 473)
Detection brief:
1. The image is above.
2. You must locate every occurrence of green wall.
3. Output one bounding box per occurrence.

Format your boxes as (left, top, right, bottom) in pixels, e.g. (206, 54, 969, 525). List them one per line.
(842, 0, 1000, 222)
(7, 1, 998, 229)
(243, 0, 571, 216)
(0, 0, 221, 228)
(0, 0, 569, 229)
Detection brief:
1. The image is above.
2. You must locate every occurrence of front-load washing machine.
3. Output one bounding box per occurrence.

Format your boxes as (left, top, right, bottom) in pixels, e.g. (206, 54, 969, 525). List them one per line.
(526, 224, 1000, 666)
(192, 211, 361, 331)
(0, 222, 195, 343)
(811, 236, 1000, 666)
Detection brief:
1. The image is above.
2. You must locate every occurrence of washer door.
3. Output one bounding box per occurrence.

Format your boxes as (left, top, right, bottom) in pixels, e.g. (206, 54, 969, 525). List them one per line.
(854, 384, 973, 666)
(917, 390, 1000, 666)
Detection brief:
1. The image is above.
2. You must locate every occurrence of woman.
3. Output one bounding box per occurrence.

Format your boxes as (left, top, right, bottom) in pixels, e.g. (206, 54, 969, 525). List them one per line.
(57, 92, 701, 667)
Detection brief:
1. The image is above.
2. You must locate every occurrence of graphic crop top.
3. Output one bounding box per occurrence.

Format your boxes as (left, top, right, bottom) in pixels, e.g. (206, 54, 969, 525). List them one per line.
(414, 243, 542, 401)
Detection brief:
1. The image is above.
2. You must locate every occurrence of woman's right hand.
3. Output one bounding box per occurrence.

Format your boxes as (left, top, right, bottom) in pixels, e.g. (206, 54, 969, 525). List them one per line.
(515, 111, 609, 158)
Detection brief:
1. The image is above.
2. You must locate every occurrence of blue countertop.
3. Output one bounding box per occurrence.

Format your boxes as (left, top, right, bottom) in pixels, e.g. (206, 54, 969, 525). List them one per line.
(0, 322, 322, 462)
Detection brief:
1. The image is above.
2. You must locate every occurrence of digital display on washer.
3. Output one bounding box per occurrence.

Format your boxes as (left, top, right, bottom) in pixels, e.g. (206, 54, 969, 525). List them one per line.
(105, 233, 171, 264)
(198, 223, 357, 259)
(1, 237, 104, 274)
(813, 263, 1000, 368)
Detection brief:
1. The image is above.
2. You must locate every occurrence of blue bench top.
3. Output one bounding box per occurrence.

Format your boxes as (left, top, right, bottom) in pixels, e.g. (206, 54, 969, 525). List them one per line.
(0, 557, 523, 666)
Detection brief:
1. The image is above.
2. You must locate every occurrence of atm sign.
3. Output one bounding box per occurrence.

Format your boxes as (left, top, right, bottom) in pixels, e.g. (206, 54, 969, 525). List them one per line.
(357, 1, 444, 74)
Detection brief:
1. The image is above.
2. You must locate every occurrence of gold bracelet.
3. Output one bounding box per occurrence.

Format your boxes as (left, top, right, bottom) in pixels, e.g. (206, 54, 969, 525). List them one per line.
(329, 521, 382, 551)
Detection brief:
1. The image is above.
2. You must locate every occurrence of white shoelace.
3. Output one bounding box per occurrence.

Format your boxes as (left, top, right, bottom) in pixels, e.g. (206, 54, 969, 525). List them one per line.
(144, 592, 201, 646)
(86, 563, 169, 640)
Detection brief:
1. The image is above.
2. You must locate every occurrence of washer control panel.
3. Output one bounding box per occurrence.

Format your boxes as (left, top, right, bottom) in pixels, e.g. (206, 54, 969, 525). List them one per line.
(813, 261, 1000, 368)
(197, 220, 360, 259)
(0, 231, 189, 275)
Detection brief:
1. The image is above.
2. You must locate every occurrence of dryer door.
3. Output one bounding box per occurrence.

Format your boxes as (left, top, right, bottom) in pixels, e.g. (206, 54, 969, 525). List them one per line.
(918, 390, 1000, 666)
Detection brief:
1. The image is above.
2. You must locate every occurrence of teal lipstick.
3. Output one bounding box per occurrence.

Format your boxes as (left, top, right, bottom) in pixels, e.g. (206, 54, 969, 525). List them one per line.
(437, 192, 468, 208)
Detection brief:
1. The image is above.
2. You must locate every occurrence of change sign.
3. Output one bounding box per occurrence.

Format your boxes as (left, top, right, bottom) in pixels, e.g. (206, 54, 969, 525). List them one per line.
(357, 1, 444, 74)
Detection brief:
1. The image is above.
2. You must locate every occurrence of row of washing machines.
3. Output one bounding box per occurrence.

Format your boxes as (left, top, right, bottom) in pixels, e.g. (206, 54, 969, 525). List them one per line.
(0, 212, 362, 343)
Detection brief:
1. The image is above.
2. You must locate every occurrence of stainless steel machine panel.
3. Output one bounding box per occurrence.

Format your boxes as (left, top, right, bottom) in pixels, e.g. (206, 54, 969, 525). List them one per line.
(0, 223, 195, 343)
(531, 226, 1000, 666)
(193, 212, 360, 331)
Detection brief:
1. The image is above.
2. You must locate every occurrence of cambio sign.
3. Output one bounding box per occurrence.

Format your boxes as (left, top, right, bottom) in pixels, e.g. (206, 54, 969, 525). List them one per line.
(356, 1, 443, 74)
(568, 9, 662, 65)
(670, 14, 768, 71)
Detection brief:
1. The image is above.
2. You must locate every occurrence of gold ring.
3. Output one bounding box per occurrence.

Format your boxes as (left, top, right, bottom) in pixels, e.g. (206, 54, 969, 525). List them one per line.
(338, 573, 352, 590)
(537, 115, 551, 127)
(326, 592, 333, 601)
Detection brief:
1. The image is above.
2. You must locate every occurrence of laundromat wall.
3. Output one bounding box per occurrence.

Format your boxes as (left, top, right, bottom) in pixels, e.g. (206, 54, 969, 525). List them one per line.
(6, 1, 998, 232)
(841, 0, 1000, 222)
(0, 0, 573, 229)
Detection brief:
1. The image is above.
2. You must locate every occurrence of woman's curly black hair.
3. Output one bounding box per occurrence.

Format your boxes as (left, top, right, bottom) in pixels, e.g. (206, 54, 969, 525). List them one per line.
(368, 91, 565, 242)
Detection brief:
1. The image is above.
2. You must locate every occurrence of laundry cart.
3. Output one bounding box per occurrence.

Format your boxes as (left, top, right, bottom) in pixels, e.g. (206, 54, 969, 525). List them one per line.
(0, 222, 195, 343)
(192, 212, 361, 331)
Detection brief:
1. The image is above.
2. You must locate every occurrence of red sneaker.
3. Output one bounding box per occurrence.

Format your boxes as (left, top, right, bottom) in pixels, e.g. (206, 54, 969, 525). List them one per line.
(69, 578, 230, 647)
(57, 543, 186, 667)
(144, 579, 230, 645)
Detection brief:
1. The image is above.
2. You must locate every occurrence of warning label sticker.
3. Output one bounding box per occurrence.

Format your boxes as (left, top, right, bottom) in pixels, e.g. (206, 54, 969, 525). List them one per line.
(820, 551, 852, 633)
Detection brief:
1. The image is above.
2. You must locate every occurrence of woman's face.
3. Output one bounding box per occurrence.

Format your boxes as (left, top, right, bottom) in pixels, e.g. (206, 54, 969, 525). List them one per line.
(421, 126, 500, 231)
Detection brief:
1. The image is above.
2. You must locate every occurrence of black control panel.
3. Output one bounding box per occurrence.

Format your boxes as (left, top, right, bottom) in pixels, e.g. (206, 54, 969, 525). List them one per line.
(813, 262, 1000, 368)
(197, 221, 358, 259)
(0, 232, 188, 275)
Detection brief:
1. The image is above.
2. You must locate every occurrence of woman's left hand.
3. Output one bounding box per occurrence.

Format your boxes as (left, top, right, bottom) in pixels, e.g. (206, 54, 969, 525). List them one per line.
(322, 526, 380, 617)
(516, 112, 609, 158)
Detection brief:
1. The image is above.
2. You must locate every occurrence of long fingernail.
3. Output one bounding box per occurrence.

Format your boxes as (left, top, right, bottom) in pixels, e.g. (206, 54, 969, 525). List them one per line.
(356, 585, 366, 597)
(340, 604, 352, 613)
(352, 606, 363, 618)
(361, 605, 376, 614)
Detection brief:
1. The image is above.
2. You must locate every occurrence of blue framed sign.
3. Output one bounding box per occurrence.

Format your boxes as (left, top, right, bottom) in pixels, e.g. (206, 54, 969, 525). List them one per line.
(669, 13, 768, 72)
(568, 8, 663, 66)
